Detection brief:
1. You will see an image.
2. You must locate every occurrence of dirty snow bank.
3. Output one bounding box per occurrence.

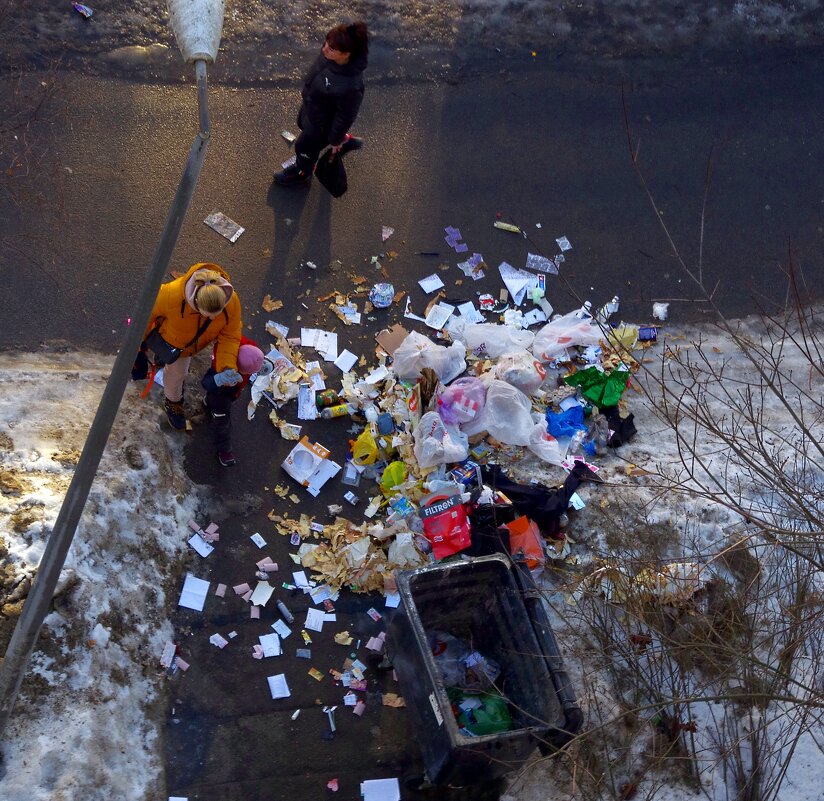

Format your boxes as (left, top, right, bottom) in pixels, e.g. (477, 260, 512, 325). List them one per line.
(0, 348, 207, 801)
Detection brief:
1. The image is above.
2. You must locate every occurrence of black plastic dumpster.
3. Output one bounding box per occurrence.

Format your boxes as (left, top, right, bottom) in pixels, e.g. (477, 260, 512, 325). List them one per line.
(386, 554, 582, 786)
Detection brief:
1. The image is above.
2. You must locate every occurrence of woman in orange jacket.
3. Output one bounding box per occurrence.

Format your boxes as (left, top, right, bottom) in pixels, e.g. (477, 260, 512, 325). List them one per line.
(134, 263, 243, 429)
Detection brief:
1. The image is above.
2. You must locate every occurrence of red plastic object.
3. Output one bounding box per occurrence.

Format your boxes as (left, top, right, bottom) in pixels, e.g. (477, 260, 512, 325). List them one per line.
(420, 493, 471, 560)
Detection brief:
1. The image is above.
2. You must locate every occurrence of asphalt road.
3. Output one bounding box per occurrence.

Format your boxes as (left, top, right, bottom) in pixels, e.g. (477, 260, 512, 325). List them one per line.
(3, 50, 824, 801)
(3, 52, 823, 355)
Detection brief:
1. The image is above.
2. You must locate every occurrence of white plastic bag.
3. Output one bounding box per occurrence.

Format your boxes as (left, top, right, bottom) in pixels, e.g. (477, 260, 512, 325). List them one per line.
(532, 311, 603, 363)
(447, 318, 535, 359)
(462, 379, 534, 445)
(527, 421, 565, 465)
(493, 348, 547, 394)
(387, 531, 426, 568)
(392, 331, 467, 384)
(413, 411, 470, 468)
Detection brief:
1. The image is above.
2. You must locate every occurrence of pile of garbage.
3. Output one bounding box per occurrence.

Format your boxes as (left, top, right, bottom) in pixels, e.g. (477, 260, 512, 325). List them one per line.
(255, 283, 653, 596)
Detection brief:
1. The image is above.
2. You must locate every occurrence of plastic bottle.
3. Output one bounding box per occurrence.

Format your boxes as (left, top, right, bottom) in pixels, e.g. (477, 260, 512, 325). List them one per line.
(596, 295, 620, 323)
(592, 414, 610, 455)
(567, 429, 586, 457)
(320, 403, 351, 419)
(276, 600, 294, 624)
(574, 300, 593, 319)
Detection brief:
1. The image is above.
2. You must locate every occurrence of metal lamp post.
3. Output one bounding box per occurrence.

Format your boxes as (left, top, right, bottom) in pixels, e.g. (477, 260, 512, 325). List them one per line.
(0, 0, 226, 738)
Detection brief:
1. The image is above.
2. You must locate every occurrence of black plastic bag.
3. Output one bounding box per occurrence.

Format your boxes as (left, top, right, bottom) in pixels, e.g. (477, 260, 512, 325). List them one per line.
(315, 149, 348, 198)
(481, 464, 594, 539)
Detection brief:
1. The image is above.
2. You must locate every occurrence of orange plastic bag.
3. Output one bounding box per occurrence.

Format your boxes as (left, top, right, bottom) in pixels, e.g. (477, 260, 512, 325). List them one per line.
(505, 516, 545, 571)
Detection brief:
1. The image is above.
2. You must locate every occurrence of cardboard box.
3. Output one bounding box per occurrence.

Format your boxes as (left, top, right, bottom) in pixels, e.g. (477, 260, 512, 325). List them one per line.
(282, 436, 341, 496)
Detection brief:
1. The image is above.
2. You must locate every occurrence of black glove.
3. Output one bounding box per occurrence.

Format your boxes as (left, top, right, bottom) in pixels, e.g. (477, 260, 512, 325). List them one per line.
(132, 347, 149, 381)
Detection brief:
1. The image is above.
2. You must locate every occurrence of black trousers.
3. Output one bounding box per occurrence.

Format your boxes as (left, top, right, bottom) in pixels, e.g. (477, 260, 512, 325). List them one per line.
(204, 390, 234, 452)
(294, 130, 327, 174)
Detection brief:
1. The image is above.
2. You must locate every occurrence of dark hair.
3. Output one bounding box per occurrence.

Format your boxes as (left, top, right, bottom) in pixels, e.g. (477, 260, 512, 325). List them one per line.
(325, 21, 369, 58)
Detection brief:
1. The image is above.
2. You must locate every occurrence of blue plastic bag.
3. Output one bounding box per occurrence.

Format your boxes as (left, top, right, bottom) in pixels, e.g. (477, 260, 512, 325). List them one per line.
(546, 404, 587, 439)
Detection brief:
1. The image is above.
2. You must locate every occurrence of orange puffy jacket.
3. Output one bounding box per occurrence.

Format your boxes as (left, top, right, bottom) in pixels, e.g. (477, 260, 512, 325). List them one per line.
(145, 262, 242, 373)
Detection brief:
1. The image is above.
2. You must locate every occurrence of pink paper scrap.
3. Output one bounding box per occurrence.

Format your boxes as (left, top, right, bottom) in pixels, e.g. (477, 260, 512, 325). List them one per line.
(215, 583, 227, 597)
(251, 606, 261, 619)
(187, 519, 201, 532)
(256, 557, 274, 569)
(242, 590, 254, 602)
(262, 563, 279, 573)
(205, 522, 219, 534)
(353, 700, 366, 717)
(174, 657, 190, 671)
(233, 583, 252, 595)
(327, 778, 339, 792)
(365, 636, 384, 652)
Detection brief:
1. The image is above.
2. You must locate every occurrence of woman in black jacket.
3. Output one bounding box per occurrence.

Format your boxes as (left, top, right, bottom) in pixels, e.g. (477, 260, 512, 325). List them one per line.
(275, 21, 369, 186)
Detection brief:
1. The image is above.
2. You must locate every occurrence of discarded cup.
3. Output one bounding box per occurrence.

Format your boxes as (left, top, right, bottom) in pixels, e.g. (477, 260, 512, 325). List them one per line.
(369, 283, 394, 308)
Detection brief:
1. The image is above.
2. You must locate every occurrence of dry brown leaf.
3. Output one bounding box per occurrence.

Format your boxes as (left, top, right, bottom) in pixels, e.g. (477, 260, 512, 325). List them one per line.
(261, 294, 283, 312)
(382, 693, 406, 708)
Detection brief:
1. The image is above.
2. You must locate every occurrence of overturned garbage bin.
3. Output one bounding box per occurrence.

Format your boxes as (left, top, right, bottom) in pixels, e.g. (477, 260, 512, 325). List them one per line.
(386, 554, 582, 787)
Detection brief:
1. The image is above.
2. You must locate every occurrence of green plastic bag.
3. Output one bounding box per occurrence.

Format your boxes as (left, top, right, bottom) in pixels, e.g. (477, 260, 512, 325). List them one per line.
(564, 365, 630, 407)
(451, 690, 513, 736)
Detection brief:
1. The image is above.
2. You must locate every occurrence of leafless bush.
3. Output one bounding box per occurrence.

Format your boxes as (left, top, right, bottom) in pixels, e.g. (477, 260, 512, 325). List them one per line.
(509, 101, 823, 801)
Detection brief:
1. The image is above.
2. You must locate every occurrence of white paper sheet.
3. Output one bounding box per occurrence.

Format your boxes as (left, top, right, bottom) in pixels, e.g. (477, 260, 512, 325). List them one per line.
(305, 360, 326, 390)
(250, 533, 267, 548)
(360, 778, 401, 801)
(333, 349, 358, 373)
(258, 633, 282, 657)
(418, 273, 445, 293)
(498, 261, 538, 307)
(188, 533, 214, 558)
(267, 673, 291, 699)
(457, 302, 485, 324)
(425, 303, 455, 330)
(272, 619, 292, 639)
(292, 571, 311, 589)
(305, 607, 326, 632)
(250, 581, 275, 607)
(385, 592, 401, 608)
(297, 383, 318, 420)
(178, 575, 210, 611)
